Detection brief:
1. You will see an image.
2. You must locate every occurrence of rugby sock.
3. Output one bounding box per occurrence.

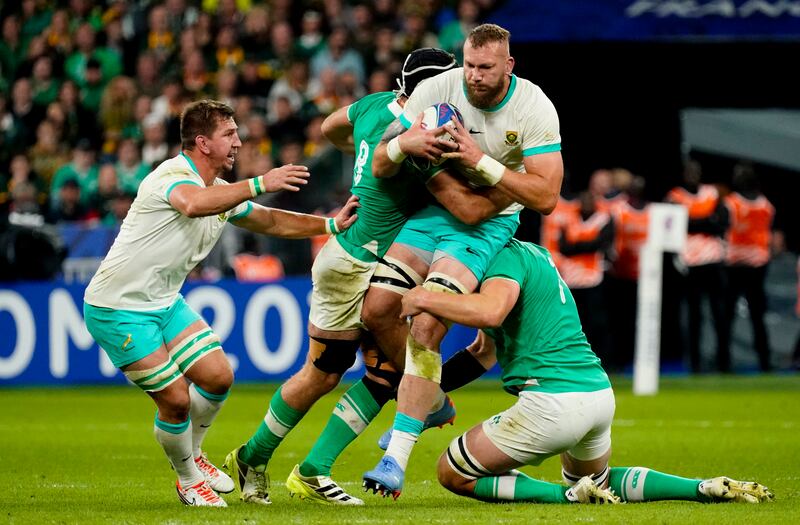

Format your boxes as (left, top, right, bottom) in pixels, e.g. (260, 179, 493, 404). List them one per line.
(385, 413, 424, 470)
(189, 384, 229, 458)
(440, 349, 488, 392)
(239, 386, 306, 467)
(474, 471, 569, 503)
(609, 467, 703, 502)
(299, 378, 390, 477)
(154, 414, 203, 487)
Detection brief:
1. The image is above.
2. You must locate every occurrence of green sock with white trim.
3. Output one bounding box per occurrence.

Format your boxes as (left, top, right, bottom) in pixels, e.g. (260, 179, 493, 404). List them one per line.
(609, 467, 703, 502)
(189, 384, 229, 458)
(298, 378, 389, 477)
(239, 386, 306, 467)
(474, 471, 569, 503)
(154, 414, 203, 487)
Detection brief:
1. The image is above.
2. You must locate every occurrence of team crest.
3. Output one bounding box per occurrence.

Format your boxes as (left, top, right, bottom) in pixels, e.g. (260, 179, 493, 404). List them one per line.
(218, 212, 227, 222)
(505, 131, 519, 146)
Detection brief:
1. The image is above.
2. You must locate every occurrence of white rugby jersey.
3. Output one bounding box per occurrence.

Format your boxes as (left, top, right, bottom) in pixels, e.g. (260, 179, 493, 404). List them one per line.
(399, 68, 561, 215)
(84, 153, 252, 310)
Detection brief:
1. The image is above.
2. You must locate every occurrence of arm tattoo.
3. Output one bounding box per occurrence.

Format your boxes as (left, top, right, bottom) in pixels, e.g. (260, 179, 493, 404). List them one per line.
(380, 119, 407, 143)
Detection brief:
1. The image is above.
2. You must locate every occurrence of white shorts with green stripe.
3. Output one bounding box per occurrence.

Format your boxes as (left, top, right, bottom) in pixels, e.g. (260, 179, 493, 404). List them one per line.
(481, 388, 615, 465)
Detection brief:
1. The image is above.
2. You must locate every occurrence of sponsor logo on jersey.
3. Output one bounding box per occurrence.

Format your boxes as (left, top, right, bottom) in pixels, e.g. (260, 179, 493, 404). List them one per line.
(505, 131, 519, 146)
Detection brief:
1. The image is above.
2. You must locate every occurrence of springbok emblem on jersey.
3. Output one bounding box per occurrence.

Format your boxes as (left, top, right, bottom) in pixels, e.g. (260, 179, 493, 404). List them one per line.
(505, 131, 519, 146)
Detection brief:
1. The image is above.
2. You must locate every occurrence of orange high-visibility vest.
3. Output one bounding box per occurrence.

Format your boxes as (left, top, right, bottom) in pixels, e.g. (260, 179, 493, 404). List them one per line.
(611, 201, 650, 280)
(667, 184, 725, 266)
(558, 211, 611, 289)
(725, 192, 774, 267)
(540, 197, 579, 265)
(232, 254, 285, 282)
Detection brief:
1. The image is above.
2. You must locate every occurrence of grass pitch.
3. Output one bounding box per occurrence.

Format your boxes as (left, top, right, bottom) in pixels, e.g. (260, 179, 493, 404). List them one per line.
(2, 375, 798, 524)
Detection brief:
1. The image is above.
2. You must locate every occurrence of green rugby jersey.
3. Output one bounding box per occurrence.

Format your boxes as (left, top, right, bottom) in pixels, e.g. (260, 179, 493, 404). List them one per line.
(335, 92, 428, 262)
(483, 239, 611, 394)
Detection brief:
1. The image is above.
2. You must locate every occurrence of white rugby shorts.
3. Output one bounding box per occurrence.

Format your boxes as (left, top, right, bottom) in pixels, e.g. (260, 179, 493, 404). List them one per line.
(482, 388, 615, 465)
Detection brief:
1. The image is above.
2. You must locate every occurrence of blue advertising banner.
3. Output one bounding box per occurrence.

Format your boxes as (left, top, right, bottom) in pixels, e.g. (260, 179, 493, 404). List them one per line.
(0, 279, 479, 386)
(489, 0, 800, 42)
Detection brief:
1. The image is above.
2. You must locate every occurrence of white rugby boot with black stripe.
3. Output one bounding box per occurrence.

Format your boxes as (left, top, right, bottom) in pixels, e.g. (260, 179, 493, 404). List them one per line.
(286, 465, 364, 505)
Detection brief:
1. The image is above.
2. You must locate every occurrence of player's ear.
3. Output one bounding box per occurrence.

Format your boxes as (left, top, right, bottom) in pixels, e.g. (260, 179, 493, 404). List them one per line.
(506, 56, 515, 76)
(196, 135, 209, 154)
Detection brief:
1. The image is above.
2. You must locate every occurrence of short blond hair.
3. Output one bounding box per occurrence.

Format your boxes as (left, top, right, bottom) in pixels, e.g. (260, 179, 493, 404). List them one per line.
(467, 23, 510, 48)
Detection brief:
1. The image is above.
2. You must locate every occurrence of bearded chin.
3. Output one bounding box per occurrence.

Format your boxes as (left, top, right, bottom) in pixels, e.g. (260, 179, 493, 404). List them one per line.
(466, 84, 504, 109)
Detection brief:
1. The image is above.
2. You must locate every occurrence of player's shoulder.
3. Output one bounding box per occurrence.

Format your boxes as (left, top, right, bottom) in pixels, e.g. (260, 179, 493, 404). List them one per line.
(510, 75, 554, 112)
(140, 154, 200, 193)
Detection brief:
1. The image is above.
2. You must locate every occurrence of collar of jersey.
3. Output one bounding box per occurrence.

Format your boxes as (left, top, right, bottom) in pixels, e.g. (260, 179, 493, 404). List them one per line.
(180, 151, 200, 175)
(387, 99, 404, 118)
(462, 74, 517, 113)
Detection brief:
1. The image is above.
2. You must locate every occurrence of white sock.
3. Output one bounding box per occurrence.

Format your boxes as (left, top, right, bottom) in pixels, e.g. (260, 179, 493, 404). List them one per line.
(189, 384, 228, 458)
(386, 430, 418, 471)
(154, 416, 203, 487)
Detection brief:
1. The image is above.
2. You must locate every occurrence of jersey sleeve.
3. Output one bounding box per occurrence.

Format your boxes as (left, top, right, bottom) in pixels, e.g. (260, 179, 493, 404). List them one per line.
(483, 244, 527, 287)
(154, 167, 201, 204)
(520, 87, 562, 157)
(346, 100, 360, 123)
(399, 77, 443, 128)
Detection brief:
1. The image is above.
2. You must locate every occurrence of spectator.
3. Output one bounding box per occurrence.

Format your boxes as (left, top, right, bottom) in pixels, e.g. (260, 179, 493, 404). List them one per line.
(115, 138, 149, 194)
(56, 79, 99, 148)
(268, 95, 306, 147)
(267, 60, 311, 117)
(310, 26, 365, 85)
(724, 163, 775, 372)
(1, 154, 46, 216)
(394, 10, 439, 56)
(99, 76, 138, 143)
(265, 21, 298, 82)
(29, 119, 70, 187)
(50, 139, 99, 209)
(215, 67, 239, 107)
(438, 0, 479, 62)
(140, 114, 169, 167)
(91, 162, 121, 219)
(370, 26, 403, 76)
(240, 6, 271, 61)
(10, 77, 46, 149)
(64, 22, 121, 91)
(348, 4, 376, 59)
(31, 55, 60, 106)
(122, 94, 152, 142)
(164, 0, 199, 37)
(367, 68, 393, 94)
(297, 11, 326, 59)
(49, 178, 93, 223)
(8, 180, 47, 228)
(215, 25, 245, 71)
(79, 58, 106, 112)
(43, 9, 73, 57)
(308, 67, 341, 116)
(134, 52, 163, 98)
(102, 190, 134, 225)
(143, 4, 175, 67)
(182, 49, 211, 95)
(0, 15, 25, 88)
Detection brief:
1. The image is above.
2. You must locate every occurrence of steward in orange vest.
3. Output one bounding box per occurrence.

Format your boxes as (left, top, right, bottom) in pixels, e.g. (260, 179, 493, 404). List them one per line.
(723, 164, 774, 371)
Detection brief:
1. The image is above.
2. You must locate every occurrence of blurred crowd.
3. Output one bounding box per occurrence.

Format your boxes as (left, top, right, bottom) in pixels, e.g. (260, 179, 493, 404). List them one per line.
(0, 0, 494, 276)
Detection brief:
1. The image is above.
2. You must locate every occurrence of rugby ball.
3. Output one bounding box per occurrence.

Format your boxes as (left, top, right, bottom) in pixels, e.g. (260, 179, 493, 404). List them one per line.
(413, 102, 464, 169)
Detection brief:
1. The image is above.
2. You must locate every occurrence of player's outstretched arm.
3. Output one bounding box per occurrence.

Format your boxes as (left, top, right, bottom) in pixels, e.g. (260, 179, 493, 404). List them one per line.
(427, 169, 513, 225)
(169, 164, 310, 218)
(372, 114, 455, 179)
(442, 117, 563, 215)
(400, 277, 519, 328)
(234, 195, 359, 238)
(321, 105, 355, 155)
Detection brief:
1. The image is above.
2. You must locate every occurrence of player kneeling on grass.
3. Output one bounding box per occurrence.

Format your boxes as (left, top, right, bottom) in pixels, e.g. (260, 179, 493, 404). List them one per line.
(83, 99, 358, 507)
(395, 238, 774, 505)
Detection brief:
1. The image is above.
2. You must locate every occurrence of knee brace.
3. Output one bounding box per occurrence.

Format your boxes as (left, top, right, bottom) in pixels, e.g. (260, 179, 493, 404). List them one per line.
(361, 345, 403, 389)
(370, 255, 424, 295)
(308, 336, 360, 374)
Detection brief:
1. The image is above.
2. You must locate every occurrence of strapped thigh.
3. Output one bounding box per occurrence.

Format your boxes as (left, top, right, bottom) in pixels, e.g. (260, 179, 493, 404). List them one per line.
(168, 327, 222, 374)
(125, 359, 182, 393)
(370, 254, 425, 295)
(445, 434, 493, 480)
